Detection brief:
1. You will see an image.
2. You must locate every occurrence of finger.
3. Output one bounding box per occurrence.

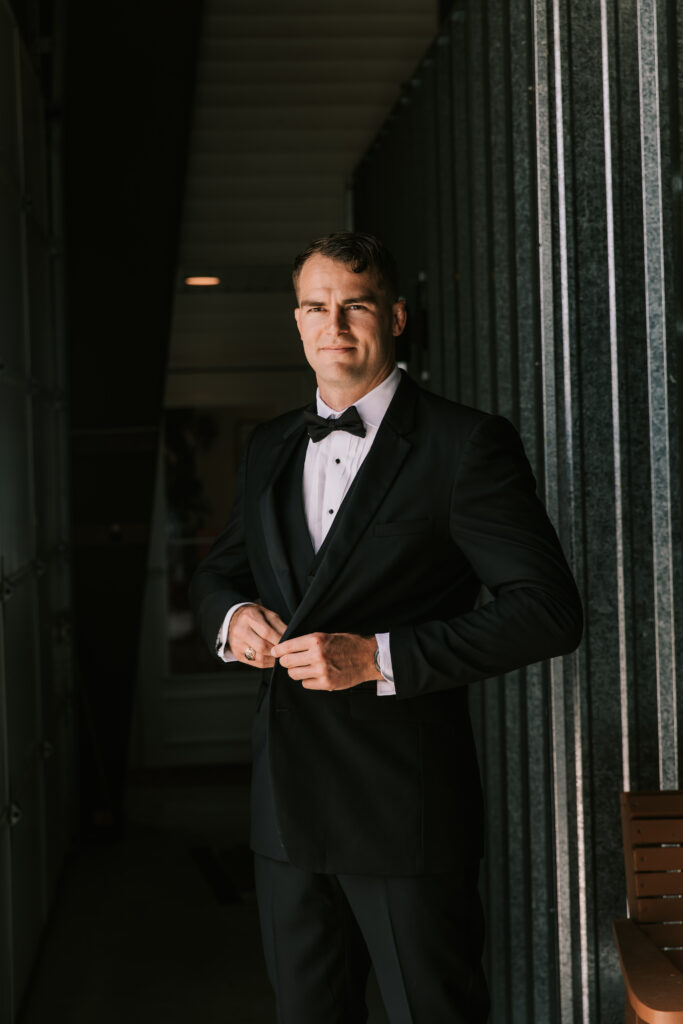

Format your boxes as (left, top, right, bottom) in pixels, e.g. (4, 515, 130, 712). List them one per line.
(232, 614, 280, 654)
(286, 665, 319, 681)
(278, 649, 319, 670)
(230, 626, 276, 669)
(301, 677, 334, 691)
(237, 650, 275, 669)
(246, 623, 275, 649)
(238, 646, 275, 669)
(272, 633, 320, 658)
(243, 625, 278, 666)
(227, 606, 258, 650)
(226, 609, 276, 669)
(231, 620, 267, 653)
(249, 609, 285, 648)
(261, 607, 288, 637)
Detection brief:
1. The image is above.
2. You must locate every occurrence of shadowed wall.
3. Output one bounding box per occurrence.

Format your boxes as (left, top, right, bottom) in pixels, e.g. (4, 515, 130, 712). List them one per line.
(64, 0, 204, 833)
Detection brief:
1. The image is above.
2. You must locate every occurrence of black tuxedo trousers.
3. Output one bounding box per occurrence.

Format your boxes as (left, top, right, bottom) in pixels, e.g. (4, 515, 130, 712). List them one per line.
(254, 852, 490, 1024)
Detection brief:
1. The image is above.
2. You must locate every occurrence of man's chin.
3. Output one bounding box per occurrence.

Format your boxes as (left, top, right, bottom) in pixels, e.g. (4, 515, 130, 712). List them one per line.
(316, 364, 364, 386)
(315, 354, 362, 374)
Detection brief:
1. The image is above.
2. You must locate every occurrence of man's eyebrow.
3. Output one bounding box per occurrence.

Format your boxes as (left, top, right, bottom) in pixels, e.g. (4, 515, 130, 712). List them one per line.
(299, 293, 379, 308)
(343, 294, 378, 305)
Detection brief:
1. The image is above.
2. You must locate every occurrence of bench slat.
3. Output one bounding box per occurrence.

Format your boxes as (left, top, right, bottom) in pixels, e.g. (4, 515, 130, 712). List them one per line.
(636, 896, 683, 923)
(630, 821, 683, 844)
(623, 792, 683, 818)
(634, 849, 683, 871)
(636, 874, 683, 898)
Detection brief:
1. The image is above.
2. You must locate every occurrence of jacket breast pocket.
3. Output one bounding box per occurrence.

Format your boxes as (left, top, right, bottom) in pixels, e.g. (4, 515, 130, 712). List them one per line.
(372, 518, 431, 537)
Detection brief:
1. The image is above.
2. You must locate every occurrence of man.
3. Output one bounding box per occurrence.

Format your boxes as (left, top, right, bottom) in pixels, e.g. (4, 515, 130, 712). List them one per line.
(190, 232, 582, 1023)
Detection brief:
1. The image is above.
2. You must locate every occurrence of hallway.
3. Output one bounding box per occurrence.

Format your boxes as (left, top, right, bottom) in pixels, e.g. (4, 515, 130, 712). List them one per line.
(3, 0, 683, 1019)
(18, 774, 388, 1023)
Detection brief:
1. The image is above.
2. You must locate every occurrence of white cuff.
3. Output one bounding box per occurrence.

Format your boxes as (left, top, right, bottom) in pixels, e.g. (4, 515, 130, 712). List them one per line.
(375, 632, 396, 696)
(216, 602, 254, 662)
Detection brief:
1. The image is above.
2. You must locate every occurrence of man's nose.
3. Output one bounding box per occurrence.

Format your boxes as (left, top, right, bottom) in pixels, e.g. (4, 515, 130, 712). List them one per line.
(327, 305, 349, 333)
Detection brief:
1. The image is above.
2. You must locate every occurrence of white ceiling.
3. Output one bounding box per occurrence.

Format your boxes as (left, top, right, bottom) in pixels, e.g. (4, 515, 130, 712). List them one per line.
(166, 0, 437, 410)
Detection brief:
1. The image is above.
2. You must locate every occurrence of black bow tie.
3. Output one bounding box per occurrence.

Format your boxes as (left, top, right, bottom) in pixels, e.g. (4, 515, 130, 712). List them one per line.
(303, 405, 367, 443)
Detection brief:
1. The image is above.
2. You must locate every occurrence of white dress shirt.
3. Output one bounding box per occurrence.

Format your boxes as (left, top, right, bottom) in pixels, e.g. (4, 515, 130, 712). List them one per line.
(217, 366, 400, 695)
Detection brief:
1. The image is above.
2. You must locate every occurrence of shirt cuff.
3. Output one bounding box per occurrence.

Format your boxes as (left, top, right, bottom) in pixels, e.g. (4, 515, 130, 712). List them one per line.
(375, 632, 396, 696)
(216, 602, 254, 662)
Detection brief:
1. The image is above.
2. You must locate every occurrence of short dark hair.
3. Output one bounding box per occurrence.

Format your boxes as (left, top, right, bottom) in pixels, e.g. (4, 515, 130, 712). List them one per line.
(292, 232, 400, 300)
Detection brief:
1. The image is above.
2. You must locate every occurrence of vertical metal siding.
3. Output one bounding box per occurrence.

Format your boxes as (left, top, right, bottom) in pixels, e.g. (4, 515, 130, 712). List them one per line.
(353, 0, 682, 1019)
(638, 0, 679, 791)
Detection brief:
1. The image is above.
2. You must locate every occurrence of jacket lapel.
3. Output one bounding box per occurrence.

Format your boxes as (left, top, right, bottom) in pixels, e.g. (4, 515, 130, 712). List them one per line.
(284, 372, 417, 638)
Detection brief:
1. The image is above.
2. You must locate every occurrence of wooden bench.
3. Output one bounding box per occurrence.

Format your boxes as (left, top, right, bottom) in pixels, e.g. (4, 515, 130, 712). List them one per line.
(613, 791, 683, 1023)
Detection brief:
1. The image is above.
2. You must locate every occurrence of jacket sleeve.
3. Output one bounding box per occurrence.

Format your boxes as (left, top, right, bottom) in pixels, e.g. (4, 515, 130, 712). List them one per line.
(189, 443, 258, 659)
(389, 414, 583, 698)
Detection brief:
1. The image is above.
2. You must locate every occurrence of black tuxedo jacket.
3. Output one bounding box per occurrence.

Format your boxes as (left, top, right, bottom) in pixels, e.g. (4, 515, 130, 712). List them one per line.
(190, 372, 582, 875)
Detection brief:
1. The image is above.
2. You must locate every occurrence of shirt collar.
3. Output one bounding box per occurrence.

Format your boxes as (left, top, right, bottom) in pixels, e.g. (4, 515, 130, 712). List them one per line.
(316, 365, 401, 430)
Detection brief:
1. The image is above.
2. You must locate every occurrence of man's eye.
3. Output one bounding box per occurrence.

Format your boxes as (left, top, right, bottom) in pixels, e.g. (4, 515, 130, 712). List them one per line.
(308, 306, 325, 313)
(348, 304, 366, 311)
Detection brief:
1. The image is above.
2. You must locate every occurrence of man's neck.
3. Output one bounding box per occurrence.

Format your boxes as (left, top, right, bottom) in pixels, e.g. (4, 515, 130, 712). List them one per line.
(317, 366, 395, 412)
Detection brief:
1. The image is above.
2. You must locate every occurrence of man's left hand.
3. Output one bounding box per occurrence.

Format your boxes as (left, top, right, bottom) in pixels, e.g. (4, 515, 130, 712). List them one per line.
(271, 633, 380, 691)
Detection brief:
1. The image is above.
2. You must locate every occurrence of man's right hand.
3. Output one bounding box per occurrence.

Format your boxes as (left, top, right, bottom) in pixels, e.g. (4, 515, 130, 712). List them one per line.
(228, 604, 288, 669)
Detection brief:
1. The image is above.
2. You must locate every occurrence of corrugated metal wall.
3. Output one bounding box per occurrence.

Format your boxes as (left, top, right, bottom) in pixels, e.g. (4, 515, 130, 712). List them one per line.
(0, 0, 74, 1018)
(353, 1, 682, 1020)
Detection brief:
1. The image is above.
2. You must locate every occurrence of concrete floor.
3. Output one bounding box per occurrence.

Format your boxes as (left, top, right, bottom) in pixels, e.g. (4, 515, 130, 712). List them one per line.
(19, 775, 388, 1023)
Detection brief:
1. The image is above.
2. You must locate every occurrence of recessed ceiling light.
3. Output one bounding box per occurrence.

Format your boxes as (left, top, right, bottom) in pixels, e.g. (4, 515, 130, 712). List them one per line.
(185, 275, 221, 286)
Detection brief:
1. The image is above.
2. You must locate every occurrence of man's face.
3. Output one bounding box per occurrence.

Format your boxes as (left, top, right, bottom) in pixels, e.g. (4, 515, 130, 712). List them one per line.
(294, 255, 406, 404)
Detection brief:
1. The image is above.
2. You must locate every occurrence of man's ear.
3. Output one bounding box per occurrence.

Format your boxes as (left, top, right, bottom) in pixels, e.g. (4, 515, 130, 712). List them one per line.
(392, 300, 407, 337)
(294, 307, 302, 337)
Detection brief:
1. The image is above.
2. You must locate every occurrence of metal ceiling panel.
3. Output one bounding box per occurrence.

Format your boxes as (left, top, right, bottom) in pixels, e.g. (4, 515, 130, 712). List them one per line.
(168, 0, 437, 404)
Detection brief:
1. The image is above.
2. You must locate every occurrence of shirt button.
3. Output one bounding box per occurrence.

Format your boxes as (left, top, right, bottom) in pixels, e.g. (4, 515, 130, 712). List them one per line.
(328, 509, 334, 515)
(335, 458, 341, 464)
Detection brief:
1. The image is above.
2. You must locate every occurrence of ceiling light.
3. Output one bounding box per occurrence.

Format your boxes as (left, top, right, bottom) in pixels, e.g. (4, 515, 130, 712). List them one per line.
(185, 275, 221, 286)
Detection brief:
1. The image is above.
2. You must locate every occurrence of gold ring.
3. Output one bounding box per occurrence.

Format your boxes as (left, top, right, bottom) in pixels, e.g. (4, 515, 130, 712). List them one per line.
(244, 647, 256, 661)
